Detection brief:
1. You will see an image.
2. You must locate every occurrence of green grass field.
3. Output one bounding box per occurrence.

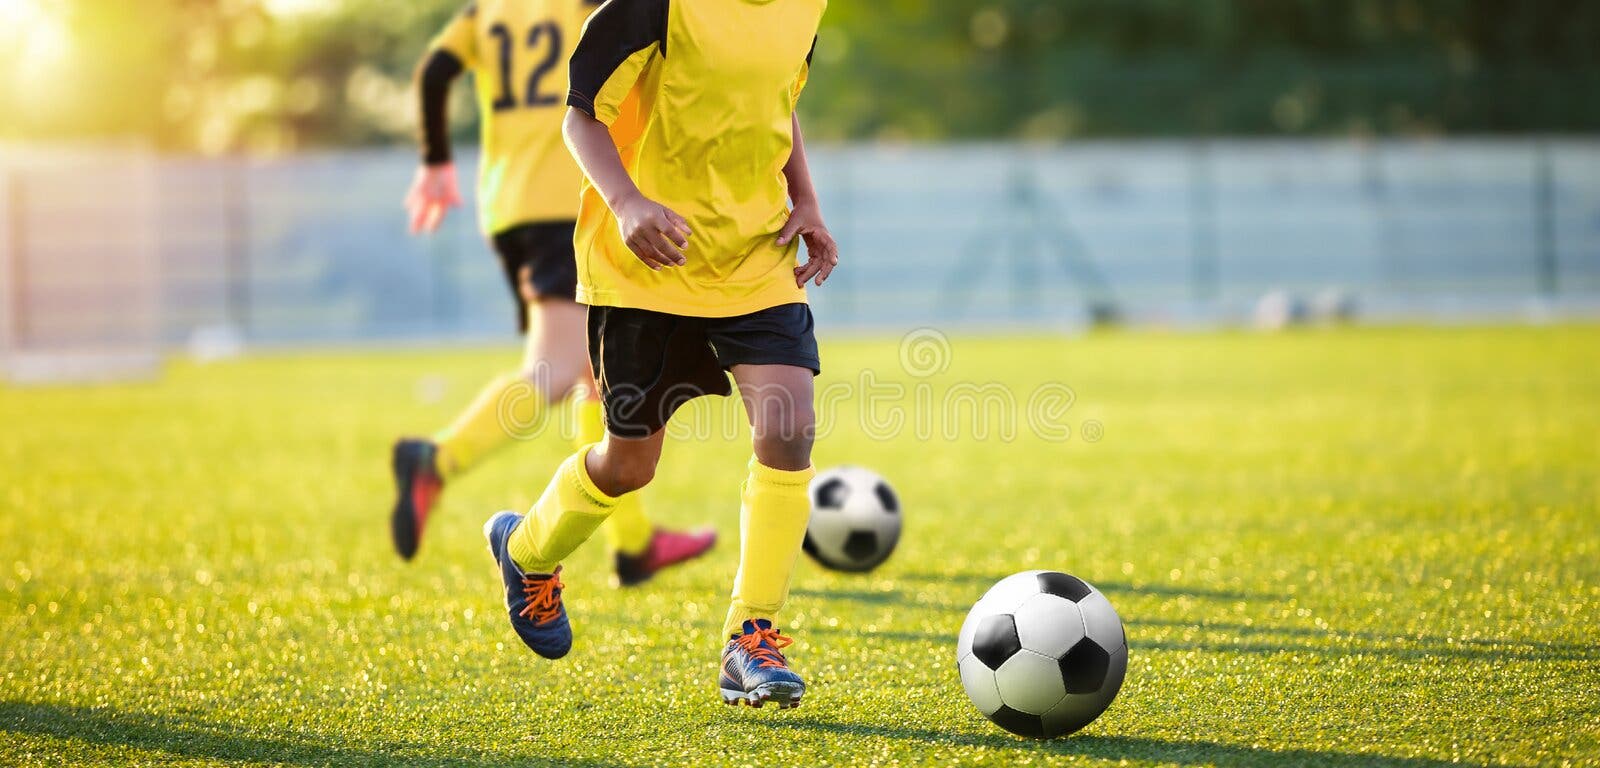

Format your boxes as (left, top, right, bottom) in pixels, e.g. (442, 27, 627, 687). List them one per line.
(4, 325, 1598, 767)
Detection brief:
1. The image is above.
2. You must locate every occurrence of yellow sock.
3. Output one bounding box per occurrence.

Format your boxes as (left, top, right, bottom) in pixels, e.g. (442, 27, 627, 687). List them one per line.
(434, 373, 544, 480)
(606, 494, 654, 557)
(572, 397, 607, 446)
(722, 459, 814, 638)
(507, 445, 619, 573)
(574, 398, 654, 557)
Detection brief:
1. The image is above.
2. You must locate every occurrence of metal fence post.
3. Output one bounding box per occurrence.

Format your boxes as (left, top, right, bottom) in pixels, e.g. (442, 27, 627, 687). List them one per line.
(1188, 140, 1219, 303)
(1363, 141, 1400, 294)
(1535, 140, 1558, 297)
(4, 172, 27, 350)
(0, 170, 16, 356)
(224, 158, 252, 339)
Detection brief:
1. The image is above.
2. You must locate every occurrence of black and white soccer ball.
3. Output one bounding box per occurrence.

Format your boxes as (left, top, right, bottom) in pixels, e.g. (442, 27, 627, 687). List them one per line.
(802, 466, 900, 572)
(957, 571, 1127, 739)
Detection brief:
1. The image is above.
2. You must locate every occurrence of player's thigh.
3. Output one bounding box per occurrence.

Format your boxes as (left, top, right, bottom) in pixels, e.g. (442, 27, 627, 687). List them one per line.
(709, 303, 820, 434)
(521, 298, 593, 394)
(493, 221, 589, 395)
(729, 363, 816, 434)
(730, 363, 815, 470)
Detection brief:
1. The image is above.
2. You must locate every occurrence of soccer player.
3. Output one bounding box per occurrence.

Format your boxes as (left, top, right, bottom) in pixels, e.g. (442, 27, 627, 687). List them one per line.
(393, 0, 716, 586)
(480, 0, 836, 709)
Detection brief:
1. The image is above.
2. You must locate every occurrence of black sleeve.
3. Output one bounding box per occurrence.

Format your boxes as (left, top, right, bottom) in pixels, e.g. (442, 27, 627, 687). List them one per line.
(566, 0, 669, 119)
(417, 49, 465, 165)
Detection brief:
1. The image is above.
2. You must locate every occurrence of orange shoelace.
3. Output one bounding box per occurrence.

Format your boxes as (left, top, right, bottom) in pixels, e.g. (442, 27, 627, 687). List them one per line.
(518, 566, 564, 625)
(735, 625, 794, 669)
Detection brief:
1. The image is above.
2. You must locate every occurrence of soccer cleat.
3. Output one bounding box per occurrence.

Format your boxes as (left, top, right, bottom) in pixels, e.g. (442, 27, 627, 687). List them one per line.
(482, 511, 573, 659)
(390, 438, 443, 561)
(718, 619, 805, 709)
(614, 527, 719, 587)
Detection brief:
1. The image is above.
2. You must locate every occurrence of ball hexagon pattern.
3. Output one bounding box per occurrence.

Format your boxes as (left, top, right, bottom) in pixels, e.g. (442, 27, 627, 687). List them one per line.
(956, 570, 1127, 739)
(802, 466, 901, 572)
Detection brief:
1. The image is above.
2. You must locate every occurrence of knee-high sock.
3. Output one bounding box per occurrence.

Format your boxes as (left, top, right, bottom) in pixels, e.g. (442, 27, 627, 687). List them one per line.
(434, 373, 543, 480)
(723, 459, 814, 638)
(507, 446, 618, 573)
(573, 399, 654, 557)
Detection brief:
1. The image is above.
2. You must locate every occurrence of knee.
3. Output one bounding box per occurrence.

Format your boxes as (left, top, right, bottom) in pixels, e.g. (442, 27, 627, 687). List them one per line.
(752, 405, 815, 470)
(592, 448, 657, 496)
(756, 398, 815, 443)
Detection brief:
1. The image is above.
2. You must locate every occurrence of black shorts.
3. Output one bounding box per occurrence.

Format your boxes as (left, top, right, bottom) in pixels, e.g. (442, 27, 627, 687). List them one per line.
(588, 303, 820, 438)
(491, 221, 580, 333)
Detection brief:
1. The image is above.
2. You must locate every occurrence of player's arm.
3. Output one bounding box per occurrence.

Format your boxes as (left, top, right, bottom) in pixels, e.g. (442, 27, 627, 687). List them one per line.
(405, 6, 479, 235)
(417, 49, 464, 169)
(779, 113, 839, 288)
(405, 49, 466, 235)
(563, 111, 688, 270)
(563, 0, 687, 270)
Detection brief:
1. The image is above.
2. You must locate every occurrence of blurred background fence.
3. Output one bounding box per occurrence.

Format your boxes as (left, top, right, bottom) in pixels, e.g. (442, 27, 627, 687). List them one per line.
(5, 0, 1600, 374)
(3, 139, 1599, 360)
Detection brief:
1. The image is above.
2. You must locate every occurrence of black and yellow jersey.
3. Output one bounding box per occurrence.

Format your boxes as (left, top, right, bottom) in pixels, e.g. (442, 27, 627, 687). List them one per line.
(429, 0, 601, 234)
(566, 0, 826, 318)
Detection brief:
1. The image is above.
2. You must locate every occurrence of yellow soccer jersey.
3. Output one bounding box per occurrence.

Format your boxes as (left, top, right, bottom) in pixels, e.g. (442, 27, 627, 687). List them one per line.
(430, 0, 602, 234)
(566, 0, 825, 318)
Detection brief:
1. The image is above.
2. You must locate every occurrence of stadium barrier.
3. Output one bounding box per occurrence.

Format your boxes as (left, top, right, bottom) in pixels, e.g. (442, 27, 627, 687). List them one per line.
(2, 140, 1598, 377)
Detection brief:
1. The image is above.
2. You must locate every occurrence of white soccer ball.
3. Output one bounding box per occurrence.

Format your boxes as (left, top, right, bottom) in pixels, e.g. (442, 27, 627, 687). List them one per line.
(956, 571, 1127, 738)
(802, 466, 901, 572)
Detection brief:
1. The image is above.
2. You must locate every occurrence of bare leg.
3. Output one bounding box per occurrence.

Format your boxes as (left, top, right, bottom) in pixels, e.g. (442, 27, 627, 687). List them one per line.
(719, 362, 816, 646)
(585, 429, 668, 498)
(731, 363, 816, 470)
(521, 297, 592, 403)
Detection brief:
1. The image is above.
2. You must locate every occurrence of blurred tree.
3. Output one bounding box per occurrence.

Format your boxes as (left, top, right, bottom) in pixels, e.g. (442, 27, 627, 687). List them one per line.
(3, 0, 1597, 151)
(807, 0, 1600, 140)
(1, 0, 282, 151)
(0, 0, 456, 153)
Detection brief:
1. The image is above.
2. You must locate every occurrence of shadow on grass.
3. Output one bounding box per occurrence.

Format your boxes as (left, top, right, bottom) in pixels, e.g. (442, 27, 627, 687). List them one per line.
(807, 624, 945, 646)
(803, 615, 1595, 666)
(790, 587, 938, 608)
(895, 571, 1263, 602)
(794, 573, 1263, 614)
(1134, 618, 1598, 663)
(0, 701, 623, 768)
(752, 718, 1498, 767)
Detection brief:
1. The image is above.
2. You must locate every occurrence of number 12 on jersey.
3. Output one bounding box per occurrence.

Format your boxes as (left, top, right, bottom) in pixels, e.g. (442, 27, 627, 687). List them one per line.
(489, 21, 562, 111)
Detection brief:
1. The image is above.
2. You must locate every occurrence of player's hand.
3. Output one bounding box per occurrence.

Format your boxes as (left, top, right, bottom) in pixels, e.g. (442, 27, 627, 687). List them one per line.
(405, 163, 462, 235)
(614, 192, 691, 271)
(780, 201, 839, 287)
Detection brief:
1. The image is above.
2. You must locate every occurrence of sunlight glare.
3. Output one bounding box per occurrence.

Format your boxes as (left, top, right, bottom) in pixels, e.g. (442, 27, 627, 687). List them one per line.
(0, 0, 75, 111)
(0, 0, 42, 29)
(262, 0, 329, 17)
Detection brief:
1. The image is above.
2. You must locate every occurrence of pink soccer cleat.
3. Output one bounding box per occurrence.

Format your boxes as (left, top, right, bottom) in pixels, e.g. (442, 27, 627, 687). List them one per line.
(614, 527, 718, 587)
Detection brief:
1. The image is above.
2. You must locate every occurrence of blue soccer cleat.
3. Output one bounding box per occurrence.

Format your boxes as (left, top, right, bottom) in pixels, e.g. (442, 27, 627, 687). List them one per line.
(719, 619, 805, 709)
(483, 511, 572, 659)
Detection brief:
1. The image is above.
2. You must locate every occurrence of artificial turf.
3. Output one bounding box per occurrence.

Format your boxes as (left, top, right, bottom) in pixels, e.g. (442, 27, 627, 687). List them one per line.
(3, 325, 1597, 766)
